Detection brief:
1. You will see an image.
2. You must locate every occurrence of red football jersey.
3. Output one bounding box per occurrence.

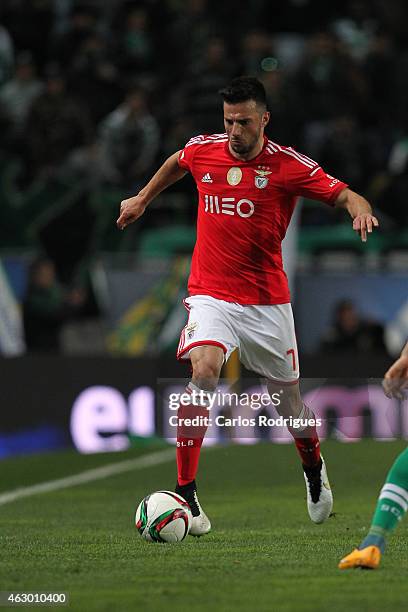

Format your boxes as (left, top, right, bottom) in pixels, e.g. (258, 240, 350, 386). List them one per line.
(178, 133, 348, 305)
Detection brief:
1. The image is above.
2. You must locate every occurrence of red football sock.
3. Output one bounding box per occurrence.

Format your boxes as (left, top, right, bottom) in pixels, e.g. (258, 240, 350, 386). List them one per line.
(288, 404, 321, 468)
(292, 433, 321, 468)
(176, 403, 209, 486)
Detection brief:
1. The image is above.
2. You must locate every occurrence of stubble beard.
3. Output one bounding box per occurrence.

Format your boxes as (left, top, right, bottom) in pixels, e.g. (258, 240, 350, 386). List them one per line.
(230, 131, 261, 159)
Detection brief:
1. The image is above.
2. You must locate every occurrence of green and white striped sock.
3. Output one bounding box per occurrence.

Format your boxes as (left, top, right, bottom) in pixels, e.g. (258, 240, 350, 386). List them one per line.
(360, 448, 408, 553)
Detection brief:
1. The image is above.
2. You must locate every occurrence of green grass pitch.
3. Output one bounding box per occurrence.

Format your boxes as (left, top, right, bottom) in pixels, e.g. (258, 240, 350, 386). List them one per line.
(1, 440, 408, 611)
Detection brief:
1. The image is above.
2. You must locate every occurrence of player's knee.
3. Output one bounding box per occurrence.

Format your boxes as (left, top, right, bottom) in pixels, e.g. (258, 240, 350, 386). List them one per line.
(191, 358, 221, 390)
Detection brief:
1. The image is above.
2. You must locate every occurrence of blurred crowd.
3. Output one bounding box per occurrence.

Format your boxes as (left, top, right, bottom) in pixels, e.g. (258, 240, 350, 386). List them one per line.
(0, 0, 406, 224)
(320, 299, 387, 354)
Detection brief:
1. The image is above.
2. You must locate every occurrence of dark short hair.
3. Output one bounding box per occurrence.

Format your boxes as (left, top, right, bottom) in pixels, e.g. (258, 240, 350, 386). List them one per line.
(219, 76, 267, 109)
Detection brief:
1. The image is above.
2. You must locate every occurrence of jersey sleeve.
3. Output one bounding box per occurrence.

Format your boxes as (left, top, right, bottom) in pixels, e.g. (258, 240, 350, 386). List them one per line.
(282, 148, 348, 205)
(178, 135, 206, 172)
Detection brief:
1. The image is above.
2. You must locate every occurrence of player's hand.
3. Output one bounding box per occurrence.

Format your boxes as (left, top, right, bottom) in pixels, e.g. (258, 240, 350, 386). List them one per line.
(117, 195, 147, 230)
(352, 213, 379, 242)
(382, 355, 408, 399)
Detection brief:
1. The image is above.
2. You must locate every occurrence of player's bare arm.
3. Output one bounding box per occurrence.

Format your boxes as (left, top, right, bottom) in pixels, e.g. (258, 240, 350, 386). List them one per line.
(334, 187, 379, 242)
(117, 151, 187, 229)
(382, 341, 408, 399)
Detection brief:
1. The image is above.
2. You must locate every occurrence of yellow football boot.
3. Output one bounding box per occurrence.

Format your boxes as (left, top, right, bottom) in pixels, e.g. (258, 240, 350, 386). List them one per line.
(338, 545, 381, 569)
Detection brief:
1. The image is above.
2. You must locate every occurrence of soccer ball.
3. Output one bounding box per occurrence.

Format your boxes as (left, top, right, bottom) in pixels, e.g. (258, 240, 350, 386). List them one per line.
(135, 491, 192, 543)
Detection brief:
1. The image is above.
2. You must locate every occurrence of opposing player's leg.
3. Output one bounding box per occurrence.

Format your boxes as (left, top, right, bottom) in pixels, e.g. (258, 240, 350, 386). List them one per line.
(267, 380, 333, 524)
(175, 345, 224, 536)
(339, 447, 408, 569)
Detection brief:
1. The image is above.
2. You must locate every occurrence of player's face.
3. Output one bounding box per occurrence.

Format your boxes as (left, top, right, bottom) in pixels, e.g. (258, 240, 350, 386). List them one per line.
(223, 100, 269, 159)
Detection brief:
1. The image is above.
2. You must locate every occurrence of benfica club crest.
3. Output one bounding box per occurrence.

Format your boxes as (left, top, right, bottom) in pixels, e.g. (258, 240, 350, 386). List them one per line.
(254, 168, 272, 189)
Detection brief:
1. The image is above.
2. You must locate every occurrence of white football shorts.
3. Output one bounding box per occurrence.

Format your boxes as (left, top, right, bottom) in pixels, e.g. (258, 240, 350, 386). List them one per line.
(177, 295, 299, 383)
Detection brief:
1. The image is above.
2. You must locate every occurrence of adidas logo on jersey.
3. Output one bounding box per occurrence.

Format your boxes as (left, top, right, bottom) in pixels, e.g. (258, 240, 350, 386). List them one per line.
(201, 173, 213, 183)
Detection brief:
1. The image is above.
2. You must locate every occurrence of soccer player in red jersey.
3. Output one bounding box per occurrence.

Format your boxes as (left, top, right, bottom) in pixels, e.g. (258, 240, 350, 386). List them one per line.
(117, 76, 379, 536)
